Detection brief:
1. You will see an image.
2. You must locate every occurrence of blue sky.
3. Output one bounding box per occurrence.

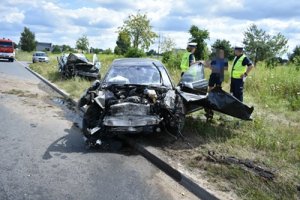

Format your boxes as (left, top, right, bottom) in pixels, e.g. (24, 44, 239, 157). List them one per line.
(1, 0, 300, 54)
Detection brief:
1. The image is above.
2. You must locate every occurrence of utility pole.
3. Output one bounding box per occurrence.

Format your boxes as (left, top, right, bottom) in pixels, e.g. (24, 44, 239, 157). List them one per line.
(157, 32, 161, 58)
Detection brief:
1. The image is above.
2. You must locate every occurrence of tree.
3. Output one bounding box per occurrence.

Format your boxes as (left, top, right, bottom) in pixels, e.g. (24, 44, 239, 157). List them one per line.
(288, 45, 300, 62)
(188, 25, 210, 60)
(146, 49, 157, 56)
(211, 39, 234, 60)
(161, 36, 176, 53)
(114, 31, 131, 55)
(103, 48, 112, 54)
(52, 45, 62, 54)
(125, 47, 145, 58)
(243, 24, 288, 66)
(76, 35, 89, 52)
(163, 50, 185, 69)
(19, 27, 36, 52)
(119, 12, 157, 50)
(62, 44, 72, 52)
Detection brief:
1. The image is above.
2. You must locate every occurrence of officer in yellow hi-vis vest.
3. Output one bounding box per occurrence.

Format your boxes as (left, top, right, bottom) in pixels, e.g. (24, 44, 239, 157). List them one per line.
(180, 42, 197, 76)
(230, 45, 254, 102)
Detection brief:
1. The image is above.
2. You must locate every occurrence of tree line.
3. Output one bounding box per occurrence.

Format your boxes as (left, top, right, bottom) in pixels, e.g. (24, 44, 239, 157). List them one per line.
(18, 12, 300, 67)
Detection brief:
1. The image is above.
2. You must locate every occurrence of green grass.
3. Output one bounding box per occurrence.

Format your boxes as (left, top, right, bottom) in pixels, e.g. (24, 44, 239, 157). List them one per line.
(20, 51, 300, 199)
(182, 62, 300, 199)
(246, 63, 300, 112)
(186, 120, 300, 199)
(15, 50, 35, 62)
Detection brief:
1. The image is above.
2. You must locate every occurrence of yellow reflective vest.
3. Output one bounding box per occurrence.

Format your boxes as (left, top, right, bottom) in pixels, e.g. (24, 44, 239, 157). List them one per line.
(180, 52, 194, 72)
(232, 55, 246, 79)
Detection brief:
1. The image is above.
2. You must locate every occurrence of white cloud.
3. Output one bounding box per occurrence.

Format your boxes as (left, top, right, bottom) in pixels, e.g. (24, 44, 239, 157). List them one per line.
(1, 12, 25, 23)
(0, 0, 300, 53)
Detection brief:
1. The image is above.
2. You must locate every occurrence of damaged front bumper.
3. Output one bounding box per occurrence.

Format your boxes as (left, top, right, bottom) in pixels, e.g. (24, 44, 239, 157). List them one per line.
(103, 115, 162, 127)
(103, 115, 162, 133)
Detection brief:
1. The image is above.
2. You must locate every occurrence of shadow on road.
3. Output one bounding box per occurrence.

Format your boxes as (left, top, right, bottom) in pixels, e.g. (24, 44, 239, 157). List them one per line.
(42, 123, 138, 160)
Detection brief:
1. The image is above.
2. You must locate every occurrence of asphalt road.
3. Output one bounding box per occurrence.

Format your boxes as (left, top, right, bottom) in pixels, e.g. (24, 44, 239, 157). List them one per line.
(0, 60, 197, 200)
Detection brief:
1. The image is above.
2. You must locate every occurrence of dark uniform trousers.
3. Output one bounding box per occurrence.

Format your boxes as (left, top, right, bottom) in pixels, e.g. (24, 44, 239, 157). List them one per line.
(230, 78, 244, 102)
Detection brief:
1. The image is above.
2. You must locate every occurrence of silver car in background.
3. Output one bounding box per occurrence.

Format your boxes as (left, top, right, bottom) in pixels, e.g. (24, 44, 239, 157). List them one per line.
(32, 51, 49, 63)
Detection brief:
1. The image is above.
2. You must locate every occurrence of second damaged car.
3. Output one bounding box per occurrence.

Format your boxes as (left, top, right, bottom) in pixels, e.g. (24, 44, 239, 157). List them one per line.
(57, 53, 101, 79)
(78, 58, 254, 147)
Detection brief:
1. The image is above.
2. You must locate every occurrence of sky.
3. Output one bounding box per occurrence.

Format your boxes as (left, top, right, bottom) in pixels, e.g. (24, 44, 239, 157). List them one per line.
(1, 0, 300, 54)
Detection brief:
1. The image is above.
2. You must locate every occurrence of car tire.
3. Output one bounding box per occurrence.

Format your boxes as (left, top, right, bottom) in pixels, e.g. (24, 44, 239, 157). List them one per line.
(164, 95, 185, 135)
(82, 103, 103, 139)
(174, 96, 186, 133)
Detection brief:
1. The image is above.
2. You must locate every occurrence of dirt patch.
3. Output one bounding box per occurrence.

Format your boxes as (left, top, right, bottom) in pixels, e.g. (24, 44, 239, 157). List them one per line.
(0, 74, 46, 96)
(1, 89, 39, 98)
(0, 74, 65, 117)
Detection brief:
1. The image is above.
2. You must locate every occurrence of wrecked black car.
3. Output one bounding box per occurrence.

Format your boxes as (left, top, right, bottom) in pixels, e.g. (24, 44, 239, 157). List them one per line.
(57, 53, 101, 79)
(78, 58, 253, 145)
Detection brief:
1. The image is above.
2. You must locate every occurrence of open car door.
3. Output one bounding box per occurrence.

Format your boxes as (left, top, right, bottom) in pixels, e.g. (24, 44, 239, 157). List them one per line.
(178, 63, 254, 120)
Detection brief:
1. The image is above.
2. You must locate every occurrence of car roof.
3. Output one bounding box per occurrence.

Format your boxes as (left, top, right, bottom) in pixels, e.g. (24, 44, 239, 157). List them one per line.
(112, 58, 162, 67)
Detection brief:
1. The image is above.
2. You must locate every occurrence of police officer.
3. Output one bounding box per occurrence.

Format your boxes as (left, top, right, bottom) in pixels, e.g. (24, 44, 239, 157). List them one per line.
(180, 42, 197, 76)
(230, 45, 254, 102)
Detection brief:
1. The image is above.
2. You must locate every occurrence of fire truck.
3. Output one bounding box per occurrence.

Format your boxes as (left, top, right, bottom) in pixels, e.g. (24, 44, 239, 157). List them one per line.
(0, 38, 15, 62)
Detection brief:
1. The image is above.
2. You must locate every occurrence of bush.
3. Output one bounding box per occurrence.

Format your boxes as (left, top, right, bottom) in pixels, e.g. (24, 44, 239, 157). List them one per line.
(52, 45, 62, 54)
(125, 48, 145, 58)
(102, 48, 112, 55)
(162, 50, 184, 69)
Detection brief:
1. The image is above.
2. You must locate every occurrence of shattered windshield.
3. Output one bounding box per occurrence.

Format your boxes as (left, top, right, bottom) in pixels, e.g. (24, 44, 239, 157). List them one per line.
(104, 65, 161, 85)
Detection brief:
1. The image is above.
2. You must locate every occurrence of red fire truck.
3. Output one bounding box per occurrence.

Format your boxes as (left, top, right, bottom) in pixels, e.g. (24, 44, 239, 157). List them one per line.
(0, 38, 15, 62)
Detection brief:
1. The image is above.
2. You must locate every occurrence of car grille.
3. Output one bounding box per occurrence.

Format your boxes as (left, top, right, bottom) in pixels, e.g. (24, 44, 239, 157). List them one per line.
(109, 102, 150, 116)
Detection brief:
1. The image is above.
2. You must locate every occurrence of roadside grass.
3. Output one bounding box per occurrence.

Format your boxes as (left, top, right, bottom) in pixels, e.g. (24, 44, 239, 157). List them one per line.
(15, 50, 34, 62)
(22, 50, 300, 199)
(246, 63, 300, 112)
(184, 112, 299, 199)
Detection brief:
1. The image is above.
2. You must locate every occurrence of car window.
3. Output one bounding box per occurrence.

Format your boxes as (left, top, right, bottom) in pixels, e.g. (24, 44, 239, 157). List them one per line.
(181, 63, 205, 83)
(35, 53, 47, 57)
(104, 65, 162, 85)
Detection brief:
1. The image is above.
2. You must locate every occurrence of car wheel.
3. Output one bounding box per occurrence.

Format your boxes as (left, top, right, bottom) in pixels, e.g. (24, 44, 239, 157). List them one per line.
(165, 95, 185, 135)
(174, 96, 186, 133)
(82, 103, 103, 139)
